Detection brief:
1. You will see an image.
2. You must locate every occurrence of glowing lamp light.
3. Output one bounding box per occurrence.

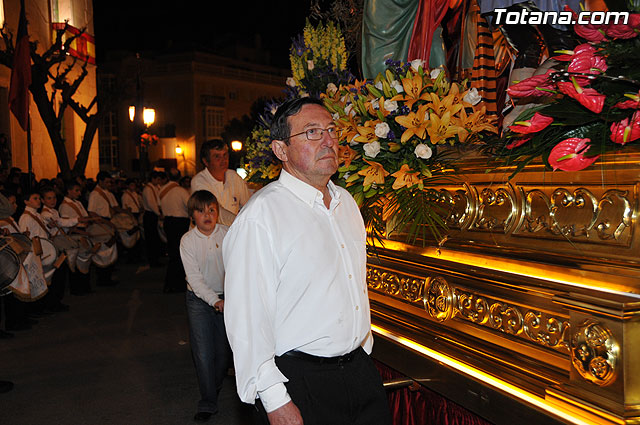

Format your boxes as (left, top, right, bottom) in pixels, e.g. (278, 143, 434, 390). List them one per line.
(175, 144, 183, 155)
(231, 140, 243, 151)
(143, 108, 156, 126)
(128, 106, 135, 122)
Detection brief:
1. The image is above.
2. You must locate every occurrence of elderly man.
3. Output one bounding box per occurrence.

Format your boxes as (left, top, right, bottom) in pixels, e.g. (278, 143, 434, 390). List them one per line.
(190, 139, 250, 225)
(223, 98, 391, 425)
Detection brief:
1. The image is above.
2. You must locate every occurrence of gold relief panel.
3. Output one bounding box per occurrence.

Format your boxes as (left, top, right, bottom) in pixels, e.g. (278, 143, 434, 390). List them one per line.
(570, 319, 619, 387)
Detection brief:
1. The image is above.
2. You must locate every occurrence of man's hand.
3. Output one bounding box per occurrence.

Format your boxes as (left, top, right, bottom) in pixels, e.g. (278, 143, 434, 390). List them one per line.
(267, 401, 303, 425)
(213, 299, 224, 313)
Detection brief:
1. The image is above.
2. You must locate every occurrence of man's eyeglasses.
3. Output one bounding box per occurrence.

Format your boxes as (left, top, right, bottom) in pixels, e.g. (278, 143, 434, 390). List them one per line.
(285, 127, 339, 141)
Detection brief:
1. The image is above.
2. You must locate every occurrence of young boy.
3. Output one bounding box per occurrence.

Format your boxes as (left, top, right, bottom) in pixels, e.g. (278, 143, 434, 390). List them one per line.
(180, 190, 230, 423)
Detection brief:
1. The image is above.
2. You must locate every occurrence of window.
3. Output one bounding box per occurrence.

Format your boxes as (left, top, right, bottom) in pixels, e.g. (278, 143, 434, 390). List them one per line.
(50, 0, 74, 26)
(204, 107, 224, 140)
(99, 111, 119, 168)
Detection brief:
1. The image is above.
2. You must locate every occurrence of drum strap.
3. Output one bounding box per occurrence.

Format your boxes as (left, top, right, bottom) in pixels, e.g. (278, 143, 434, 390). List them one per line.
(41, 207, 62, 236)
(23, 210, 51, 238)
(94, 186, 117, 207)
(62, 199, 86, 218)
(124, 190, 141, 210)
(159, 182, 180, 200)
(0, 217, 20, 233)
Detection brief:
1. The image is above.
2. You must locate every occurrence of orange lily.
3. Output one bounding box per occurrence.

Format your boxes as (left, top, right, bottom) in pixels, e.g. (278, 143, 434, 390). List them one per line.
(358, 159, 389, 186)
(338, 145, 358, 167)
(427, 111, 463, 145)
(394, 104, 430, 143)
(466, 106, 498, 134)
(336, 117, 360, 144)
(353, 121, 379, 143)
(426, 91, 463, 118)
(390, 74, 430, 110)
(391, 164, 422, 190)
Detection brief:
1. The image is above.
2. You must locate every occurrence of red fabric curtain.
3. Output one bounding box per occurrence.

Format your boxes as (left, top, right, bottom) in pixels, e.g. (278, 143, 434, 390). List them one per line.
(375, 360, 494, 425)
(407, 0, 450, 63)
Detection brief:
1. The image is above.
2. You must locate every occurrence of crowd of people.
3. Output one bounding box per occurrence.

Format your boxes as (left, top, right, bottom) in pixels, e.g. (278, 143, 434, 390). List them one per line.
(1, 98, 392, 424)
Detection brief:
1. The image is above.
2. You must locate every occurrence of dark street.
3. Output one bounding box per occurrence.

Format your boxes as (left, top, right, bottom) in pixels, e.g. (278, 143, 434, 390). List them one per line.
(1, 261, 254, 424)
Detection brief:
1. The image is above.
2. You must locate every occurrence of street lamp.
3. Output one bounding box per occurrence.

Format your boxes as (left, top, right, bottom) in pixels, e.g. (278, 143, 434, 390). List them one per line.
(231, 140, 243, 152)
(175, 144, 183, 155)
(129, 106, 156, 127)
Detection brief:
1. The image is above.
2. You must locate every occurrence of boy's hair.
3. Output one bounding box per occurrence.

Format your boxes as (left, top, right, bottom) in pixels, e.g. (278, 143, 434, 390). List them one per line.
(187, 190, 219, 218)
(23, 189, 40, 202)
(39, 185, 56, 197)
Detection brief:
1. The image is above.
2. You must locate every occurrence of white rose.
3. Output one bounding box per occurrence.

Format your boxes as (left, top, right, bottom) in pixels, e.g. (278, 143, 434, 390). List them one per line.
(375, 122, 390, 138)
(383, 99, 398, 112)
(345, 103, 356, 117)
(410, 59, 425, 72)
(430, 67, 444, 79)
(307, 60, 315, 71)
(463, 88, 482, 106)
(327, 83, 338, 95)
(349, 135, 359, 146)
(363, 141, 381, 158)
(332, 112, 340, 121)
(286, 77, 297, 87)
(375, 81, 383, 90)
(390, 80, 404, 93)
(270, 106, 278, 115)
(370, 98, 380, 110)
(414, 143, 433, 159)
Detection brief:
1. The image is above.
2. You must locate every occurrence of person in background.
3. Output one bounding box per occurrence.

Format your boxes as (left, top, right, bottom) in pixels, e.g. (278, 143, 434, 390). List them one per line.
(87, 171, 119, 287)
(223, 98, 391, 425)
(158, 168, 190, 293)
(180, 190, 230, 423)
(120, 178, 143, 264)
(191, 139, 250, 225)
(142, 171, 164, 268)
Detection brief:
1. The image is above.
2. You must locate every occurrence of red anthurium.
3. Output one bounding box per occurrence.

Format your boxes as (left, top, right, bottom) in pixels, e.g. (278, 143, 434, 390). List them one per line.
(567, 52, 607, 85)
(548, 138, 599, 171)
(605, 14, 640, 39)
(509, 113, 554, 134)
(553, 43, 596, 61)
(557, 77, 605, 113)
(565, 6, 608, 42)
(505, 136, 531, 149)
(610, 111, 640, 145)
(614, 92, 640, 109)
(507, 71, 556, 98)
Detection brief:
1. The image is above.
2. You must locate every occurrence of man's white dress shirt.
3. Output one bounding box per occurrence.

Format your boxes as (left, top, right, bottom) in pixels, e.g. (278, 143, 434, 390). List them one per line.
(59, 197, 89, 221)
(122, 190, 142, 214)
(88, 186, 118, 218)
(19, 206, 51, 239)
(191, 168, 251, 224)
(158, 181, 189, 218)
(223, 170, 372, 412)
(180, 224, 228, 307)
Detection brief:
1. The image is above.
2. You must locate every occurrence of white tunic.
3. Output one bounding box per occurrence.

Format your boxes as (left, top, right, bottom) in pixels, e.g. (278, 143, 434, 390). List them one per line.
(158, 182, 189, 218)
(88, 186, 118, 219)
(191, 168, 251, 214)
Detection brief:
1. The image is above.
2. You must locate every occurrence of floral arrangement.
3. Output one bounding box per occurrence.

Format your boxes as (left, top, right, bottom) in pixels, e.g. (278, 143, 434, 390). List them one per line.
(139, 132, 159, 149)
(243, 20, 354, 183)
(484, 11, 640, 177)
(324, 59, 497, 243)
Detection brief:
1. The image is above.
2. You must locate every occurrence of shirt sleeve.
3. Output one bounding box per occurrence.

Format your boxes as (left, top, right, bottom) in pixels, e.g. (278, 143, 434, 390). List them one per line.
(222, 218, 290, 410)
(191, 174, 205, 193)
(87, 193, 99, 215)
(142, 187, 160, 215)
(180, 234, 221, 307)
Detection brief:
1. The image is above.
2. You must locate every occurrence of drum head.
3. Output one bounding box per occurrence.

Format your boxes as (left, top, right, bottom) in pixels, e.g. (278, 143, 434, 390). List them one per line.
(87, 223, 116, 244)
(7, 233, 32, 261)
(111, 212, 137, 231)
(0, 241, 20, 290)
(53, 234, 79, 251)
(39, 238, 59, 268)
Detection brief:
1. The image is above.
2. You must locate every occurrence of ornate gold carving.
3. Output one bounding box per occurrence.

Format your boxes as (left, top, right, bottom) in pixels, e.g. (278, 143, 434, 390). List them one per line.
(524, 311, 570, 349)
(474, 186, 517, 232)
(570, 319, 619, 386)
(367, 267, 423, 302)
(423, 276, 454, 322)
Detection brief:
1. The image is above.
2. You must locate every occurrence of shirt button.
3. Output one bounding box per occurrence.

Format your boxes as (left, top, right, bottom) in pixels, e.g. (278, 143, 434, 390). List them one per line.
(355, 305, 359, 311)
(348, 274, 352, 279)
(341, 244, 345, 248)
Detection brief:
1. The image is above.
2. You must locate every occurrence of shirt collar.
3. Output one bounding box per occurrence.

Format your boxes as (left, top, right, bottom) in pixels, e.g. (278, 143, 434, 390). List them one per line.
(203, 167, 226, 184)
(194, 224, 217, 239)
(25, 206, 38, 214)
(278, 169, 340, 209)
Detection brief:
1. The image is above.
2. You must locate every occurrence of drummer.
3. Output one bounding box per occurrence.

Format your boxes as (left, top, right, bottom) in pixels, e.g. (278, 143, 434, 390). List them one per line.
(87, 172, 122, 287)
(59, 181, 94, 296)
(142, 171, 165, 268)
(41, 186, 93, 305)
(120, 178, 143, 264)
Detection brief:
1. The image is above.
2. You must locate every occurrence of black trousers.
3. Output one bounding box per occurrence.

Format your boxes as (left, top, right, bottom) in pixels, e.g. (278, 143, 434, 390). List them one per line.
(256, 347, 392, 425)
(163, 216, 190, 293)
(143, 211, 162, 265)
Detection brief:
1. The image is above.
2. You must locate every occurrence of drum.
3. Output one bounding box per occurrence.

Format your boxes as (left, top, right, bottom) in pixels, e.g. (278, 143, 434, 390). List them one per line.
(6, 233, 32, 262)
(52, 234, 79, 252)
(88, 223, 117, 268)
(36, 237, 60, 270)
(0, 238, 21, 290)
(111, 211, 140, 248)
(69, 234, 93, 274)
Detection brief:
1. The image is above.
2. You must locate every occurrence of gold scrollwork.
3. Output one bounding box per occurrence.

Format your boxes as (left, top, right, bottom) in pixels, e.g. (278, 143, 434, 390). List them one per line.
(594, 189, 631, 241)
(570, 319, 619, 386)
(367, 267, 423, 303)
(423, 276, 455, 322)
(488, 302, 524, 335)
(458, 293, 490, 325)
(550, 188, 598, 238)
(474, 186, 516, 232)
(523, 189, 551, 233)
(523, 311, 570, 349)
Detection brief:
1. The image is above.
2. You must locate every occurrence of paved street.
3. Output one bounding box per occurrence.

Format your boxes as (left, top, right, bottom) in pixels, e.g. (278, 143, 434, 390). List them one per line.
(1, 260, 254, 425)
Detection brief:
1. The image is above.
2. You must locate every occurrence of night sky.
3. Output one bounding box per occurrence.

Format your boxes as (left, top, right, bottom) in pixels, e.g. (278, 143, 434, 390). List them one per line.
(92, 1, 312, 68)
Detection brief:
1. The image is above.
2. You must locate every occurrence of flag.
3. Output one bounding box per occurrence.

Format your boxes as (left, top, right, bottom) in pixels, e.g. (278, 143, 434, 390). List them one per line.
(52, 23, 96, 65)
(8, 0, 32, 131)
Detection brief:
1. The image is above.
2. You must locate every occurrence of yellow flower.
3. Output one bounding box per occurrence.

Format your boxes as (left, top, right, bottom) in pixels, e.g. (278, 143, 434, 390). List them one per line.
(354, 121, 379, 143)
(466, 106, 498, 134)
(338, 145, 358, 167)
(394, 104, 430, 143)
(266, 164, 282, 179)
(427, 111, 462, 145)
(426, 91, 462, 118)
(336, 117, 360, 144)
(391, 164, 422, 190)
(358, 159, 389, 186)
(390, 74, 430, 110)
